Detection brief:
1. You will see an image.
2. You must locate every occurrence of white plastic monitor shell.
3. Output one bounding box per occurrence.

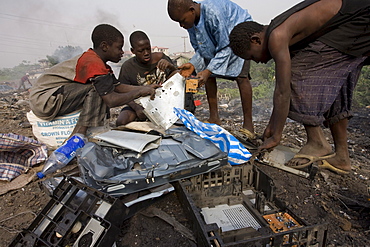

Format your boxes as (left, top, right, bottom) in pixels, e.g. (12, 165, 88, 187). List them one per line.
(135, 73, 185, 130)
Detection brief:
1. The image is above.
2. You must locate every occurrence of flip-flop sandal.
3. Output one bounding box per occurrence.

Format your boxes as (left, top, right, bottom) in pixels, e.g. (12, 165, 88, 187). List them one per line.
(239, 128, 256, 140)
(231, 130, 259, 150)
(318, 160, 350, 175)
(287, 153, 336, 169)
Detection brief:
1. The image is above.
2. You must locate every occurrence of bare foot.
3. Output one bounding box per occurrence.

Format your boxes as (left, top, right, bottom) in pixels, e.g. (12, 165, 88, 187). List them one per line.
(323, 154, 351, 172)
(206, 118, 222, 125)
(287, 142, 333, 167)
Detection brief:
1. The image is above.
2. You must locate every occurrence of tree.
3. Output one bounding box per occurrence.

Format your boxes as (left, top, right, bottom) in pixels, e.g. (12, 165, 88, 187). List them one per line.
(250, 60, 275, 100)
(354, 65, 370, 107)
(47, 45, 83, 66)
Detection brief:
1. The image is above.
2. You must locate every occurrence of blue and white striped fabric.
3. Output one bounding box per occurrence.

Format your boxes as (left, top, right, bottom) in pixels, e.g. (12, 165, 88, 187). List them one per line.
(174, 108, 251, 165)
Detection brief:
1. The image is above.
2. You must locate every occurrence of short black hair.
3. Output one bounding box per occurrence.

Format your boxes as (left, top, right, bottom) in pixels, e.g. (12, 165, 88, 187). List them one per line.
(91, 24, 123, 49)
(229, 21, 264, 58)
(167, 0, 193, 18)
(129, 31, 150, 48)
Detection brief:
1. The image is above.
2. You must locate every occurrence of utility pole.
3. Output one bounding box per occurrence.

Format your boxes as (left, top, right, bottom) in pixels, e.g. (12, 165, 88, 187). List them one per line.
(181, 36, 188, 52)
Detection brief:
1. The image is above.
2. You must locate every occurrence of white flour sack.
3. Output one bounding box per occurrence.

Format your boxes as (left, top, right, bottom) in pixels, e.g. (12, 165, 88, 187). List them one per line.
(27, 110, 81, 148)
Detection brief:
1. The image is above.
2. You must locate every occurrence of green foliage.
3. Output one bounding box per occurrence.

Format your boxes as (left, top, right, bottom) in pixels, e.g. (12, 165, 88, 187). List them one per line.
(218, 87, 240, 99)
(354, 65, 370, 107)
(46, 55, 59, 67)
(194, 61, 276, 100)
(47, 45, 83, 66)
(247, 60, 370, 107)
(250, 60, 275, 100)
(252, 80, 274, 100)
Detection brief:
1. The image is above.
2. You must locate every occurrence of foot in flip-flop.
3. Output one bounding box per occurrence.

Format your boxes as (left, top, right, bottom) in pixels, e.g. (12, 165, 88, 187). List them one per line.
(203, 119, 222, 125)
(232, 128, 259, 150)
(318, 160, 350, 175)
(286, 153, 336, 169)
(239, 128, 256, 140)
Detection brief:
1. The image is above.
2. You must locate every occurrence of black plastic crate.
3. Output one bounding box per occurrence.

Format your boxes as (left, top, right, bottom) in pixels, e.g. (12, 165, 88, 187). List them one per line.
(10, 177, 127, 247)
(174, 164, 328, 247)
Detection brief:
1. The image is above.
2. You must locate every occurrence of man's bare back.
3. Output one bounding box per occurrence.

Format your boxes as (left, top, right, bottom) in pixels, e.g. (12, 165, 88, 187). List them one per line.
(277, 0, 342, 46)
(258, 0, 344, 152)
(229, 0, 370, 173)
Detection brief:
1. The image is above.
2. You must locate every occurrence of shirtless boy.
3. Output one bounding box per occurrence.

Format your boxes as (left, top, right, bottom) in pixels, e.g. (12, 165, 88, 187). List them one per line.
(229, 0, 370, 174)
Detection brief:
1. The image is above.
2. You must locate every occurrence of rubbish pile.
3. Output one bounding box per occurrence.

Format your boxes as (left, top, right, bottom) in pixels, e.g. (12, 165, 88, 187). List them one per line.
(4, 76, 329, 247)
(7, 121, 329, 246)
(6, 114, 235, 246)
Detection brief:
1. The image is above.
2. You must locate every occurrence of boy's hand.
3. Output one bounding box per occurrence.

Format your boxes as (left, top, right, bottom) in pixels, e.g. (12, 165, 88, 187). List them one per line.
(178, 63, 195, 77)
(258, 124, 281, 151)
(259, 136, 280, 151)
(140, 84, 161, 100)
(196, 69, 212, 87)
(157, 59, 176, 71)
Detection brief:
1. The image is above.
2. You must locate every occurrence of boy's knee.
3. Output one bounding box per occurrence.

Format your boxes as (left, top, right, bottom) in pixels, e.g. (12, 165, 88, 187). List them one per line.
(116, 109, 137, 126)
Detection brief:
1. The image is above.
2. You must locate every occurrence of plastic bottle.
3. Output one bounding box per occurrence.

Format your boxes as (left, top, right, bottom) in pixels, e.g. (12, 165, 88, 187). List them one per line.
(37, 134, 87, 179)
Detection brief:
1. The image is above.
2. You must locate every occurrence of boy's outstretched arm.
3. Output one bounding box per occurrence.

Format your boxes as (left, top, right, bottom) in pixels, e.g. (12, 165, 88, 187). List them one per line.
(102, 84, 161, 108)
(259, 34, 292, 151)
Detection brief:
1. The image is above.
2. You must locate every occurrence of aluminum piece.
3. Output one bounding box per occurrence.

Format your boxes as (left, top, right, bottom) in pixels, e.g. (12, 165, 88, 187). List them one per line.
(201, 204, 261, 232)
(94, 130, 161, 153)
(260, 145, 312, 178)
(124, 185, 174, 207)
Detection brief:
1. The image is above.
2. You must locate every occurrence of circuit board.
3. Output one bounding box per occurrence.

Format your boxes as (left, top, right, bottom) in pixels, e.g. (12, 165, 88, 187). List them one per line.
(185, 78, 199, 93)
(263, 212, 302, 233)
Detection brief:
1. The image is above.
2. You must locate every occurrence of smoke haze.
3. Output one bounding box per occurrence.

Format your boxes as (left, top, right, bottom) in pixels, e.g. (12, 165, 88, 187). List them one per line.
(0, 0, 299, 69)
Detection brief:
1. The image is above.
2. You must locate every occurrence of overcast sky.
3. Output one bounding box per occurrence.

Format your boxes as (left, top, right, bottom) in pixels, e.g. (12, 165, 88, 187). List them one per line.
(0, 0, 300, 69)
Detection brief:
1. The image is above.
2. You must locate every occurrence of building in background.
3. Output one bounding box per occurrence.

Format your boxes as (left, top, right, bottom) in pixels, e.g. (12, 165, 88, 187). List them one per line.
(151, 46, 169, 55)
(170, 52, 194, 67)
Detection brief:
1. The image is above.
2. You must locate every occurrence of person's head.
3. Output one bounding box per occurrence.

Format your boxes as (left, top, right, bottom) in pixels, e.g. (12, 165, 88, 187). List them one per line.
(91, 24, 124, 63)
(130, 31, 152, 64)
(167, 0, 199, 29)
(229, 21, 270, 63)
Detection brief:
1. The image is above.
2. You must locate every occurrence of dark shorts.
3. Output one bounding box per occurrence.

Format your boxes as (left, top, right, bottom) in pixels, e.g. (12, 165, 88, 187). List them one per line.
(211, 60, 251, 80)
(289, 41, 366, 126)
(120, 105, 134, 113)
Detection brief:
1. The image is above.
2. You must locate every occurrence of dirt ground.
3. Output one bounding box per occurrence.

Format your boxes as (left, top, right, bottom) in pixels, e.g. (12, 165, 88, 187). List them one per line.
(0, 88, 369, 247)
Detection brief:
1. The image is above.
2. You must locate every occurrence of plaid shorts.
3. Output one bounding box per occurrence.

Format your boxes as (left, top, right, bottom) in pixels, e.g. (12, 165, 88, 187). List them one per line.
(288, 41, 366, 126)
(57, 83, 108, 127)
